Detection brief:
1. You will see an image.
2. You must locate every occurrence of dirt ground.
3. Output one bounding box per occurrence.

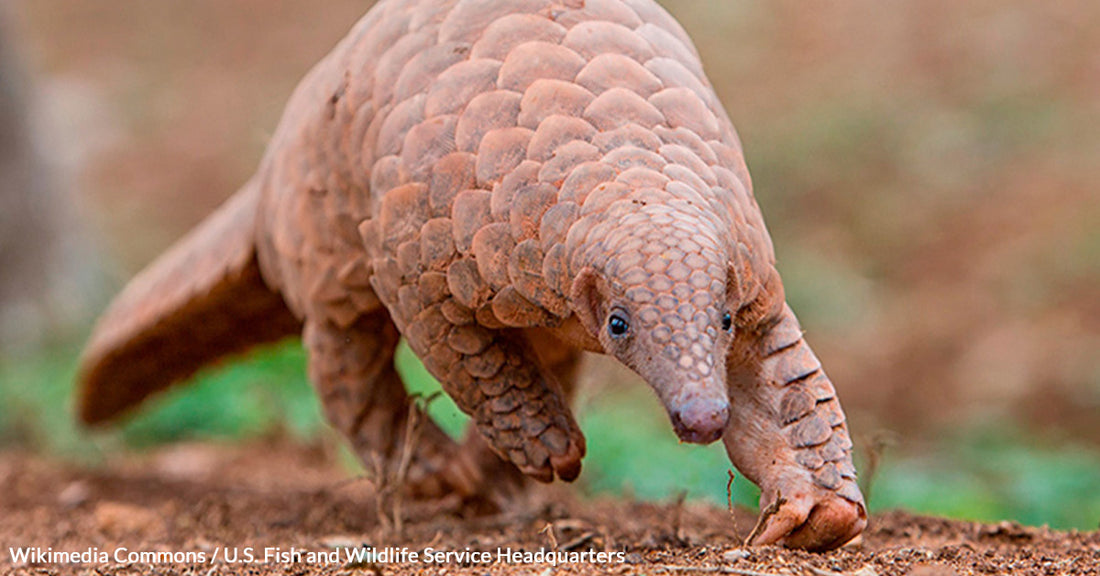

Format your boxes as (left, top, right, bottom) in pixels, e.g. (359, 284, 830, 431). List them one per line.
(1, 441, 1096, 576)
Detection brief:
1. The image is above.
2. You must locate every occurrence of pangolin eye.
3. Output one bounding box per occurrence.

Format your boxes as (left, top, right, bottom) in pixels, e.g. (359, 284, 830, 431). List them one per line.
(607, 312, 631, 339)
(722, 312, 733, 332)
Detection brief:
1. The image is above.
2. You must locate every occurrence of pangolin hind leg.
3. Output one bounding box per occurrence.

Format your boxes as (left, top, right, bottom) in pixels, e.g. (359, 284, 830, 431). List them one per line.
(303, 312, 482, 498)
(722, 304, 867, 551)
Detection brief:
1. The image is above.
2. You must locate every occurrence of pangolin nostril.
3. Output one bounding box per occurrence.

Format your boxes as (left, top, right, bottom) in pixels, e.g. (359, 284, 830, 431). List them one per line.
(672, 397, 730, 444)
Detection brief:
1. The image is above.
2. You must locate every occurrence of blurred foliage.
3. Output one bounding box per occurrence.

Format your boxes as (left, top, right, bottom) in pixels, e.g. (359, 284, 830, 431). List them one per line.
(871, 429, 1100, 530)
(3, 341, 1098, 530)
(0, 340, 320, 459)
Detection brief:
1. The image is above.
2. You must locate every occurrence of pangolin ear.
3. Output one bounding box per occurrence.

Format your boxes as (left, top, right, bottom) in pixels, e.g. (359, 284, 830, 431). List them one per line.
(730, 261, 787, 330)
(570, 266, 608, 338)
(726, 263, 745, 311)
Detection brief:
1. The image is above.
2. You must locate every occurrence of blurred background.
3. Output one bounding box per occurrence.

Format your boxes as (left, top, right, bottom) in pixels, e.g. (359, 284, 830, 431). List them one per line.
(0, 0, 1097, 529)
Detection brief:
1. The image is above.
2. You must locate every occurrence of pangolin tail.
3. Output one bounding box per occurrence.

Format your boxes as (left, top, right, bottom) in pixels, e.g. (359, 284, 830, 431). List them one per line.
(77, 180, 302, 425)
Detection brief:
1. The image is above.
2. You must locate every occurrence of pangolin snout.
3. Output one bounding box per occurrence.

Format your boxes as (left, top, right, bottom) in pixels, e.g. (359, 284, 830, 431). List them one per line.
(670, 396, 730, 444)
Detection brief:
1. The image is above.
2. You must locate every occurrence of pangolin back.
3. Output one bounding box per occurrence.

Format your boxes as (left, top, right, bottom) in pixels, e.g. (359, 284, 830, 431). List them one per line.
(252, 0, 775, 366)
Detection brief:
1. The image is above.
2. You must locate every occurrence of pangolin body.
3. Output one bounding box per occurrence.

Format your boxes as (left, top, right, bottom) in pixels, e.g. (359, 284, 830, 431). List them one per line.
(78, 0, 866, 550)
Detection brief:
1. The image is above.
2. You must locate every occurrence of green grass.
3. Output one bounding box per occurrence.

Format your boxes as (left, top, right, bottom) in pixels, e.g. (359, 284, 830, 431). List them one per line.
(869, 430, 1100, 530)
(0, 340, 322, 460)
(2, 341, 1099, 530)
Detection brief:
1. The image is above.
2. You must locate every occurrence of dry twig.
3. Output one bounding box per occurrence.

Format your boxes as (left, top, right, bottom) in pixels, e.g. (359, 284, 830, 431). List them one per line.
(560, 532, 596, 551)
(390, 392, 442, 536)
(726, 469, 740, 536)
(858, 430, 895, 505)
(656, 562, 858, 576)
(367, 452, 392, 534)
(726, 469, 737, 514)
(655, 563, 787, 576)
(671, 490, 688, 542)
(744, 491, 787, 546)
(539, 522, 559, 549)
(363, 392, 442, 537)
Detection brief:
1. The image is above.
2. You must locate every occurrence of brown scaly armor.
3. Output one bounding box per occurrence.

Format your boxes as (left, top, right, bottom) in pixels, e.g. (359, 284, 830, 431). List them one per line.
(77, 0, 866, 551)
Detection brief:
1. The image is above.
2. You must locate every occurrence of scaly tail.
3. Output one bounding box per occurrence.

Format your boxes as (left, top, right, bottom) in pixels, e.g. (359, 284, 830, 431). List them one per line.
(77, 180, 301, 425)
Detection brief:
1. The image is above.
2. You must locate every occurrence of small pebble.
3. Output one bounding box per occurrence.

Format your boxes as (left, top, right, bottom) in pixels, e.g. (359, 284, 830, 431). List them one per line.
(321, 536, 361, 549)
(907, 564, 958, 576)
(58, 480, 90, 508)
(722, 548, 750, 563)
(154, 444, 219, 481)
(94, 501, 164, 537)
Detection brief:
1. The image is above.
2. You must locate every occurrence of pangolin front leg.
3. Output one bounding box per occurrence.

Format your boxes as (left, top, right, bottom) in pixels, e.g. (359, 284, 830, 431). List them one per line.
(450, 338, 585, 503)
(397, 300, 586, 483)
(303, 312, 481, 497)
(723, 304, 867, 551)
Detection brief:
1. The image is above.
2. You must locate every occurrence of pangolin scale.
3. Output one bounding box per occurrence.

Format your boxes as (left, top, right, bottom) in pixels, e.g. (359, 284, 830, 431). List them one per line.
(78, 0, 866, 551)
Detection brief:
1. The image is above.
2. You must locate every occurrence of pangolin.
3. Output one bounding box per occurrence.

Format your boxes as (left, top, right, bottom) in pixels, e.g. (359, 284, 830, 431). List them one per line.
(77, 0, 866, 550)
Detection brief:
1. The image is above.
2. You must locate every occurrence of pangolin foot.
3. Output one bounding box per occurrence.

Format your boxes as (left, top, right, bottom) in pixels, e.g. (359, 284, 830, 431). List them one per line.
(748, 479, 866, 551)
(404, 429, 529, 510)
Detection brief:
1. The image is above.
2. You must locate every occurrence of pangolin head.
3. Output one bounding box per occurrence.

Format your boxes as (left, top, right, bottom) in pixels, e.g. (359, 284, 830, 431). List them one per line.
(569, 189, 734, 444)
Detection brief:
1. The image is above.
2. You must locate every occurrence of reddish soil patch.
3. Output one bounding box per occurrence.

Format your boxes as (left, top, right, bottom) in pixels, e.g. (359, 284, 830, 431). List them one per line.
(1, 441, 1096, 575)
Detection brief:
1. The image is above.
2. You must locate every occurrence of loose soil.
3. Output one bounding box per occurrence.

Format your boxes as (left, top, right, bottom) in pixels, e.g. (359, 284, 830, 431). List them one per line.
(1, 441, 1096, 575)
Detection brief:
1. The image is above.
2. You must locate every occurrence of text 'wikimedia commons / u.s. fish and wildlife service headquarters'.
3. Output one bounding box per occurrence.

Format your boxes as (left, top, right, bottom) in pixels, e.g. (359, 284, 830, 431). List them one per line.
(8, 545, 629, 568)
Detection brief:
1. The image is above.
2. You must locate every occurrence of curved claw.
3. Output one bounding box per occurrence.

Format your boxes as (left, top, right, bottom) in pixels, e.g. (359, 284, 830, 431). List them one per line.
(547, 435, 585, 481)
(749, 485, 867, 551)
